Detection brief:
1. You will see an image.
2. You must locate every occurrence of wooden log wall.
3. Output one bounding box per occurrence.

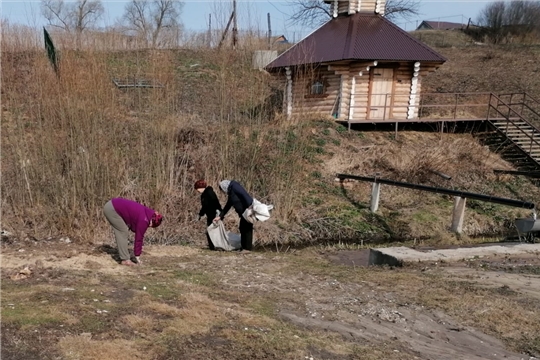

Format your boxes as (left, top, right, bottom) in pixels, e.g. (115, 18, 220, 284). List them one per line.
(393, 62, 414, 120)
(290, 67, 341, 117)
(412, 62, 441, 119)
(359, 0, 386, 14)
(349, 66, 371, 121)
(273, 60, 442, 121)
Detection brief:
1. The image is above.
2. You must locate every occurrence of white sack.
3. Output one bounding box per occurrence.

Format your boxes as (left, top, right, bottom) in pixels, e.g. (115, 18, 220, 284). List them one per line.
(207, 221, 241, 251)
(242, 199, 274, 224)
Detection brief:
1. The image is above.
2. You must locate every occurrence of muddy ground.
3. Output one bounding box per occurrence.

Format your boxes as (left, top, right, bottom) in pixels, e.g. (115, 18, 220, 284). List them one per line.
(2, 237, 540, 360)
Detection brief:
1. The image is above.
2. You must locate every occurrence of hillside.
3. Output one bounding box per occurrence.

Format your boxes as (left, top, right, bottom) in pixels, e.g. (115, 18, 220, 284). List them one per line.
(2, 38, 540, 249)
(3, 32, 540, 360)
(413, 30, 540, 97)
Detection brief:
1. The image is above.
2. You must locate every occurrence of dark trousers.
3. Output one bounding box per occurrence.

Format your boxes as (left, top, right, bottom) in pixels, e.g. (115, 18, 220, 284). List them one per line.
(239, 217, 254, 250)
(206, 220, 215, 250)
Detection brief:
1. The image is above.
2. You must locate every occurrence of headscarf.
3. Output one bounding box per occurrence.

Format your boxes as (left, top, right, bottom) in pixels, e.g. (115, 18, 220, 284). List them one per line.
(219, 180, 231, 193)
(194, 180, 207, 189)
(151, 213, 163, 227)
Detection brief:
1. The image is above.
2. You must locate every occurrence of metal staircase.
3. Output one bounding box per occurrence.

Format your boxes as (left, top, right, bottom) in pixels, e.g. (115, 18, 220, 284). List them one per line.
(486, 93, 540, 170)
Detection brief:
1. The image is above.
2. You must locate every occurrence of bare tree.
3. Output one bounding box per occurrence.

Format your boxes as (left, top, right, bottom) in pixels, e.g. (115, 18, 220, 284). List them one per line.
(477, 1, 506, 35)
(289, 0, 420, 27)
(41, 0, 104, 34)
(477, 0, 540, 44)
(123, 0, 184, 48)
(385, 0, 421, 21)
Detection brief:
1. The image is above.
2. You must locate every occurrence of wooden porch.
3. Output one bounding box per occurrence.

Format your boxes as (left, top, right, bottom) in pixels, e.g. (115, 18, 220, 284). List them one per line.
(340, 92, 539, 125)
(340, 92, 495, 125)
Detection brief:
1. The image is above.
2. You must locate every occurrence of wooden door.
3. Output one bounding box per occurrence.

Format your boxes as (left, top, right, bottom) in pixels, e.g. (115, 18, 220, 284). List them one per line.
(368, 68, 394, 120)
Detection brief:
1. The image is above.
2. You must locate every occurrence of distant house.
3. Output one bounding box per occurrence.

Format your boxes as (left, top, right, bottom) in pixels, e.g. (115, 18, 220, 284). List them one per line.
(416, 21, 465, 31)
(272, 35, 288, 45)
(265, 0, 446, 123)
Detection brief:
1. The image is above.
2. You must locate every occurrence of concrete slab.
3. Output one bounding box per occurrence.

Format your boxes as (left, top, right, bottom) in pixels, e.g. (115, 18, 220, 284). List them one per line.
(369, 243, 540, 266)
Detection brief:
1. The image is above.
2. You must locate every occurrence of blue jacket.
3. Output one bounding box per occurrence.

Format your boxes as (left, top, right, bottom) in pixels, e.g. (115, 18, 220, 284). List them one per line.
(221, 181, 253, 218)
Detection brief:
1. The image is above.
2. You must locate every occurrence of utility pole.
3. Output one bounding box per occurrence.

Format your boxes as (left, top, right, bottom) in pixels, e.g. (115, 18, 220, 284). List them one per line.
(218, 11, 234, 49)
(267, 13, 272, 49)
(232, 0, 238, 49)
(208, 14, 212, 48)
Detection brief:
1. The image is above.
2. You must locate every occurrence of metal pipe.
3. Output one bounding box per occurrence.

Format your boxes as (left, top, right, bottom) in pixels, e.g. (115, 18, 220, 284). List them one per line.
(430, 170, 452, 180)
(336, 173, 535, 209)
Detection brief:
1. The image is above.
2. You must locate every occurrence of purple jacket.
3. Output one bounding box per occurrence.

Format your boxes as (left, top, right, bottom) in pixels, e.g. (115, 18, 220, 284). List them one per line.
(111, 198, 155, 257)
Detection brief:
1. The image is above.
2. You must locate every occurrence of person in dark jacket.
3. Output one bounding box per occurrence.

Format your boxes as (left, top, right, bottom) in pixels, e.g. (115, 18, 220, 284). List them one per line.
(195, 180, 222, 250)
(215, 180, 254, 252)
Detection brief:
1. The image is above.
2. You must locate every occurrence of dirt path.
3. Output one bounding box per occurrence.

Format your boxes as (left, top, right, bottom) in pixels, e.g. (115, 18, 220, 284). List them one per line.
(446, 267, 540, 300)
(1, 244, 538, 359)
(280, 309, 523, 360)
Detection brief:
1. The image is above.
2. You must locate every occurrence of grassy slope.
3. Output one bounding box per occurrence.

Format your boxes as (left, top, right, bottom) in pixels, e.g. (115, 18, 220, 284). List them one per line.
(3, 33, 540, 360)
(2, 37, 540, 247)
(294, 120, 540, 246)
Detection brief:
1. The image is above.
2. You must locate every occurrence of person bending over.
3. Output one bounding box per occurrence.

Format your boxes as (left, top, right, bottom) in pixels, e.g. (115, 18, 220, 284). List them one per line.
(215, 180, 253, 252)
(103, 198, 163, 266)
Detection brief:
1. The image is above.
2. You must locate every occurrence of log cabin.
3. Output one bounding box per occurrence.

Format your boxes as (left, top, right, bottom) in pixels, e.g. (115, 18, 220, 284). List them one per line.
(265, 0, 447, 124)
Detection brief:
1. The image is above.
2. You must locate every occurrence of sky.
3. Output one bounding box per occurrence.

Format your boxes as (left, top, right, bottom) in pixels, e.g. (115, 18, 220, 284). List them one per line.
(1, 0, 492, 41)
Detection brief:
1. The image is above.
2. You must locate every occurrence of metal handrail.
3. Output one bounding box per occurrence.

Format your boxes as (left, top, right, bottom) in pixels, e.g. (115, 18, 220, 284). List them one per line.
(523, 93, 540, 120)
(342, 92, 536, 124)
(349, 92, 491, 121)
(336, 173, 535, 209)
(497, 92, 540, 121)
(487, 94, 540, 166)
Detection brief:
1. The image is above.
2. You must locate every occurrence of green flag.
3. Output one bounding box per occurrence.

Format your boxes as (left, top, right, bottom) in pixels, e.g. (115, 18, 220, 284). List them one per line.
(43, 27, 58, 75)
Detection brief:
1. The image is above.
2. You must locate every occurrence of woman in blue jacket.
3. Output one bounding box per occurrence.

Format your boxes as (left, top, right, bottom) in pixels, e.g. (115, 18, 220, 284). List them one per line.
(215, 180, 254, 252)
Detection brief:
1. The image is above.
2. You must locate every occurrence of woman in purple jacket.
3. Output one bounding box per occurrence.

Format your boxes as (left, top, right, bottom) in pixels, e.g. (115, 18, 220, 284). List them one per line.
(103, 198, 163, 266)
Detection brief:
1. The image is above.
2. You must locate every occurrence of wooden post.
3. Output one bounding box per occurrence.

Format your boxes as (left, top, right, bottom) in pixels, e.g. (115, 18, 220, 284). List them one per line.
(348, 75, 356, 121)
(451, 196, 467, 233)
(370, 182, 381, 213)
(285, 67, 292, 119)
(267, 13, 272, 49)
(440, 121, 445, 136)
(232, 0, 238, 49)
(218, 11, 234, 49)
(208, 14, 212, 47)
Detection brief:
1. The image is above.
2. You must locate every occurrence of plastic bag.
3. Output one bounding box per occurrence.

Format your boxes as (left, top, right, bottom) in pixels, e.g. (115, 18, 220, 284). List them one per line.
(207, 221, 241, 251)
(242, 199, 274, 224)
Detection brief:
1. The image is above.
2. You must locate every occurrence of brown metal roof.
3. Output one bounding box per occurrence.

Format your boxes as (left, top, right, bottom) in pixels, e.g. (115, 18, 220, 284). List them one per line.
(421, 21, 465, 30)
(266, 13, 446, 70)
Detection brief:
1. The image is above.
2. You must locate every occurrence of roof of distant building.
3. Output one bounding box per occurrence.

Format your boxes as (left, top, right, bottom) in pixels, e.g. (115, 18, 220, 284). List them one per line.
(417, 21, 466, 30)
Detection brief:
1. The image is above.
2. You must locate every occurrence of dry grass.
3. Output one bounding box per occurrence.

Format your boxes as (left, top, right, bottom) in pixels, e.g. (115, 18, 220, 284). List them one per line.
(58, 336, 145, 360)
(4, 245, 540, 358)
(2, 25, 540, 248)
(0, 39, 312, 245)
(411, 30, 475, 48)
